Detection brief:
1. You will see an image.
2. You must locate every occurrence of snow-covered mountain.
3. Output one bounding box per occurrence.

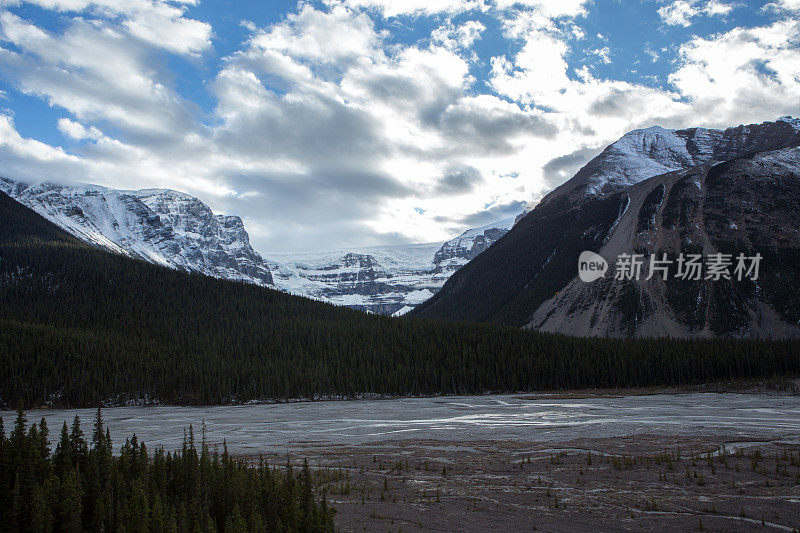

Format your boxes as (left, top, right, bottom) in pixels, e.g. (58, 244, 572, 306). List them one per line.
(0, 177, 514, 315)
(269, 218, 515, 315)
(267, 244, 443, 315)
(414, 117, 800, 338)
(515, 116, 800, 223)
(432, 217, 515, 274)
(0, 179, 274, 286)
(542, 116, 800, 206)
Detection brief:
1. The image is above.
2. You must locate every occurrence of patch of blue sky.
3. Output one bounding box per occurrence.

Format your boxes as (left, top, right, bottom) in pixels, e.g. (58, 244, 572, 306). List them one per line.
(0, 80, 66, 148)
(8, 3, 68, 34)
(0, 5, 67, 146)
(564, 1, 779, 91)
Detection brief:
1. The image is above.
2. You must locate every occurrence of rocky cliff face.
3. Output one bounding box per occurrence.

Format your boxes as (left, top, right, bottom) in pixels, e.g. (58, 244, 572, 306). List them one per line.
(0, 179, 274, 286)
(413, 117, 800, 338)
(529, 146, 800, 337)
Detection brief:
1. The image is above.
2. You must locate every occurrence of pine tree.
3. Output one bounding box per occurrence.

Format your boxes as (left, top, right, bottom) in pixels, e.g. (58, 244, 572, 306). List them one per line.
(150, 492, 166, 533)
(58, 468, 82, 531)
(11, 402, 27, 463)
(91, 408, 105, 452)
(30, 484, 53, 533)
(69, 415, 86, 469)
(300, 459, 314, 533)
(53, 422, 73, 479)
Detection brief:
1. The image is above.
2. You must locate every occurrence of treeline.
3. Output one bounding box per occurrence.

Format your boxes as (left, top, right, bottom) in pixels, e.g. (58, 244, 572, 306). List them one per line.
(1, 191, 800, 407)
(0, 406, 335, 532)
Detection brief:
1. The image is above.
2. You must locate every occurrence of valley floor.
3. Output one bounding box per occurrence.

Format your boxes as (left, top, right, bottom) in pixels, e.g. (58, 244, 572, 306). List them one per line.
(270, 435, 800, 532)
(8, 390, 800, 531)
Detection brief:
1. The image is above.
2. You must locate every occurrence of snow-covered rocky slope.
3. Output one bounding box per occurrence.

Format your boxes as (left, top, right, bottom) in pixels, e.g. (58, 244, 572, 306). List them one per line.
(543, 116, 800, 206)
(0, 179, 274, 285)
(268, 244, 444, 315)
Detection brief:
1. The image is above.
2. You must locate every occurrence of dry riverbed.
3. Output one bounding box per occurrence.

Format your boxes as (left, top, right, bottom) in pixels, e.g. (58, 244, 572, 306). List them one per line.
(260, 435, 800, 532)
(10, 391, 800, 531)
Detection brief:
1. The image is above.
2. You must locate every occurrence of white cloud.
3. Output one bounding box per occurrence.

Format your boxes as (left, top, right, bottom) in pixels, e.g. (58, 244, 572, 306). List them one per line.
(763, 0, 800, 12)
(432, 20, 486, 51)
(332, 0, 486, 17)
(0, 11, 198, 135)
(332, 0, 588, 17)
(658, 0, 736, 27)
(0, 113, 75, 162)
(57, 117, 102, 140)
(246, 4, 380, 65)
(0, 112, 91, 182)
(591, 46, 611, 64)
(493, 0, 588, 17)
(120, 2, 212, 56)
(9, 0, 211, 55)
(669, 20, 800, 126)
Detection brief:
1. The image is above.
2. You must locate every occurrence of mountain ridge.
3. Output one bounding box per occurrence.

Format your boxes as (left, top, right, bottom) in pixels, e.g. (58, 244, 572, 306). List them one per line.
(0, 178, 276, 286)
(413, 117, 800, 338)
(541, 116, 800, 207)
(0, 177, 514, 315)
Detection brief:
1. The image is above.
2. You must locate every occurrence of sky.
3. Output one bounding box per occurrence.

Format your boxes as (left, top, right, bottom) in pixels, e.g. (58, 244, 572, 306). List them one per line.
(0, 1, 798, 253)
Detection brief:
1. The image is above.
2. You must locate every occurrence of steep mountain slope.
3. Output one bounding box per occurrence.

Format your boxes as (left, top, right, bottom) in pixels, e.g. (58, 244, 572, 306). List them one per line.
(530, 146, 800, 337)
(0, 177, 513, 314)
(3, 189, 799, 407)
(0, 179, 274, 285)
(413, 117, 800, 337)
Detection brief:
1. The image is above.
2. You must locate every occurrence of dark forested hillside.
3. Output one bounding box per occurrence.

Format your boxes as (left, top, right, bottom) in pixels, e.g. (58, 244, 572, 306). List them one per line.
(1, 190, 799, 407)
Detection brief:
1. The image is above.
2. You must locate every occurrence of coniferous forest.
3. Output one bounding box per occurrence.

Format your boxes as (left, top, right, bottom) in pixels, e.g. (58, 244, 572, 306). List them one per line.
(0, 406, 335, 532)
(1, 190, 800, 408)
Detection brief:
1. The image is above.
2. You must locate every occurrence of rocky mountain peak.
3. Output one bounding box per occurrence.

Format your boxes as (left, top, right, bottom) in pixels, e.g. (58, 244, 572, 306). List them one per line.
(432, 217, 515, 272)
(338, 253, 384, 270)
(0, 179, 273, 286)
(537, 117, 800, 210)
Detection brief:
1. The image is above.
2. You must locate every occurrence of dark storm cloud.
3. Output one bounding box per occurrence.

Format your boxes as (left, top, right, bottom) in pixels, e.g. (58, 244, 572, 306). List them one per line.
(434, 165, 483, 194)
(542, 146, 602, 187)
(214, 166, 416, 252)
(437, 98, 557, 155)
(454, 199, 527, 227)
